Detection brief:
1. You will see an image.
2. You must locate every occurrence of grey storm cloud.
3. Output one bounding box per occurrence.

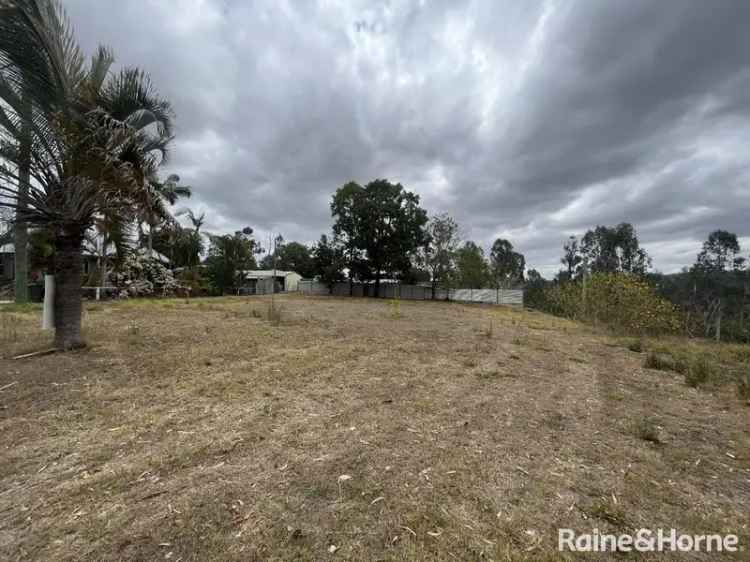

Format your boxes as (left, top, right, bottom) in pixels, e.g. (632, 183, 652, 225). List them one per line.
(64, 0, 750, 275)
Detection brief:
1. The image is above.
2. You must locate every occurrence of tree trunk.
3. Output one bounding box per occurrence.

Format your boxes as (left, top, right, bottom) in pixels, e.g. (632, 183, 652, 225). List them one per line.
(431, 280, 436, 300)
(715, 301, 722, 342)
(13, 101, 31, 304)
(53, 231, 84, 349)
(13, 209, 28, 303)
(375, 272, 381, 298)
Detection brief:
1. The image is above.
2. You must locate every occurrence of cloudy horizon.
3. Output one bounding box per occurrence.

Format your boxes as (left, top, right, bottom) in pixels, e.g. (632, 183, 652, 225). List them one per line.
(65, 0, 750, 277)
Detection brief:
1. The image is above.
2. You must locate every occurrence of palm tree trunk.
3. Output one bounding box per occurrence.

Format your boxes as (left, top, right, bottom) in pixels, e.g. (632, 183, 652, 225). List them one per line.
(53, 231, 84, 349)
(13, 207, 28, 302)
(13, 97, 31, 303)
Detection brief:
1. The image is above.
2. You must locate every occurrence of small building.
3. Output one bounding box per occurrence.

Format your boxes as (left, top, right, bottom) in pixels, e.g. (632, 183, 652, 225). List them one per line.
(243, 270, 302, 294)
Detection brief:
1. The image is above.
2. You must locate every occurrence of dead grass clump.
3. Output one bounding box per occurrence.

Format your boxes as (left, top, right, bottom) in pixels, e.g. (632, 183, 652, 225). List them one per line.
(587, 499, 629, 529)
(643, 351, 674, 371)
(633, 417, 661, 444)
(0, 313, 19, 343)
(266, 301, 284, 325)
(388, 298, 401, 319)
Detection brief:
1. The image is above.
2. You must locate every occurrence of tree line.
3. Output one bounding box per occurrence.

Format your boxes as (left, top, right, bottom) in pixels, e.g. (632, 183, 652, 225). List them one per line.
(256, 179, 527, 298)
(525, 224, 750, 343)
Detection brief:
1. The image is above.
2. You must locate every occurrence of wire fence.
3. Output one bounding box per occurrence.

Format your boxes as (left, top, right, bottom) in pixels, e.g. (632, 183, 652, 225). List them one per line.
(298, 280, 523, 306)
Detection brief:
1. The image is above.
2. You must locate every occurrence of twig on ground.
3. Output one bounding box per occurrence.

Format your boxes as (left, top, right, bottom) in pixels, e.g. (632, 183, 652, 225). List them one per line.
(13, 348, 58, 360)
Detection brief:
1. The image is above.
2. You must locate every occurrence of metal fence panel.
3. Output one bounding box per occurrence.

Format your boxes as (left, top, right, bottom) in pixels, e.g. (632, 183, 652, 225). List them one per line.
(298, 281, 523, 306)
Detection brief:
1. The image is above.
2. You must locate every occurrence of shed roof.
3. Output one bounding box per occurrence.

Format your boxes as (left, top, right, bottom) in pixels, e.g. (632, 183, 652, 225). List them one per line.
(243, 270, 299, 279)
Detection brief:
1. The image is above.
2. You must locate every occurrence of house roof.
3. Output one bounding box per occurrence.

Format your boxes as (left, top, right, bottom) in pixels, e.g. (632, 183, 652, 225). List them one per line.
(244, 270, 300, 279)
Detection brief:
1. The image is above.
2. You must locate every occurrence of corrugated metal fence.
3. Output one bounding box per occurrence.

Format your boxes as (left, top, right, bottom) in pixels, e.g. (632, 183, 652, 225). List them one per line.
(298, 280, 523, 306)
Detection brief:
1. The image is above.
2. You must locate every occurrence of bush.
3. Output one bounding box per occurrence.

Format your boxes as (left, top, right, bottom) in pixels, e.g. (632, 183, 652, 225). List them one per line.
(543, 273, 681, 336)
(626, 338, 644, 353)
(178, 268, 212, 296)
(685, 356, 712, 388)
(644, 352, 675, 371)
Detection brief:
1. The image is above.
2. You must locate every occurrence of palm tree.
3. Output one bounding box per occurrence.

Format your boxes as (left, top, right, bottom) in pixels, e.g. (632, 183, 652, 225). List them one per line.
(0, 0, 174, 348)
(136, 172, 191, 257)
(175, 208, 205, 268)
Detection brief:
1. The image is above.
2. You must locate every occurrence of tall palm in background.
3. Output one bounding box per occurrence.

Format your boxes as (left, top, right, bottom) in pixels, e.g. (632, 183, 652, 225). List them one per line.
(176, 208, 205, 268)
(0, 0, 175, 348)
(136, 172, 191, 256)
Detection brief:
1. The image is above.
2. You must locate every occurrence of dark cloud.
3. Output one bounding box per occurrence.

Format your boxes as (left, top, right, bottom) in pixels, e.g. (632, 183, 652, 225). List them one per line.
(65, 0, 750, 275)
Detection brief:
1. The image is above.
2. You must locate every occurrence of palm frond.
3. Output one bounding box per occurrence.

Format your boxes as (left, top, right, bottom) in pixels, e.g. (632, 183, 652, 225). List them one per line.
(0, 0, 84, 116)
(100, 67, 174, 139)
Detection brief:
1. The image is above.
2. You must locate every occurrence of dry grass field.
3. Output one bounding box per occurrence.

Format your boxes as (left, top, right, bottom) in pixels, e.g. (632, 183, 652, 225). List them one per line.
(0, 295, 748, 561)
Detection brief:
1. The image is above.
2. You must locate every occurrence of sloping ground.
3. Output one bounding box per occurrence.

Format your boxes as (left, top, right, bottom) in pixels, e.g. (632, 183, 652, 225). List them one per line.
(0, 295, 748, 561)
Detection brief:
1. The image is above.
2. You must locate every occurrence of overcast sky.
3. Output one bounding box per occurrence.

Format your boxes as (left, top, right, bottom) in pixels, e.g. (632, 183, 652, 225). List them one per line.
(65, 0, 750, 276)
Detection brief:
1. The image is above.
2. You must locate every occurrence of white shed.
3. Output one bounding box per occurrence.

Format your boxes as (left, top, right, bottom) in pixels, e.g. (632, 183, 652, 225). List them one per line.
(243, 270, 302, 294)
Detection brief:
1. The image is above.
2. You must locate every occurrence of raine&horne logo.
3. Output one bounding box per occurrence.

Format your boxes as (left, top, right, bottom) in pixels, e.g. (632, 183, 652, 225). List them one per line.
(558, 528, 740, 553)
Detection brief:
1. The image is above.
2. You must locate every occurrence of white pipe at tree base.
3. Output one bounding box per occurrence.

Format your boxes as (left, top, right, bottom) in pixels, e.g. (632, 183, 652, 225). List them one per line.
(42, 274, 54, 330)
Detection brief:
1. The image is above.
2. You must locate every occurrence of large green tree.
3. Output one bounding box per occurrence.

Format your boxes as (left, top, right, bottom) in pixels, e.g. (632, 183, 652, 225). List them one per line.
(489, 238, 525, 288)
(0, 0, 174, 347)
(205, 228, 257, 294)
(453, 241, 490, 288)
(312, 234, 345, 292)
(420, 213, 460, 299)
(331, 179, 428, 296)
(694, 230, 743, 273)
(689, 230, 746, 341)
(579, 223, 651, 276)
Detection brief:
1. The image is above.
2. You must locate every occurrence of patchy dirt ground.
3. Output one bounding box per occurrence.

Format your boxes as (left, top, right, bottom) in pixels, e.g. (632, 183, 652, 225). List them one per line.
(0, 295, 748, 561)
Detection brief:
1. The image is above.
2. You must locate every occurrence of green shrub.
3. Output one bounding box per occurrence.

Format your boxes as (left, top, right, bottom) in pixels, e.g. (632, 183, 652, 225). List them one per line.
(626, 338, 644, 353)
(685, 356, 712, 388)
(543, 273, 681, 336)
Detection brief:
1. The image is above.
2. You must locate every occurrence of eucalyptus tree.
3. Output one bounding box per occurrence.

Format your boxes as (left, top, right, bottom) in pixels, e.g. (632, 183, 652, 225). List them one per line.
(0, 0, 174, 348)
(420, 213, 460, 299)
(579, 223, 651, 276)
(453, 241, 490, 288)
(489, 238, 525, 288)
